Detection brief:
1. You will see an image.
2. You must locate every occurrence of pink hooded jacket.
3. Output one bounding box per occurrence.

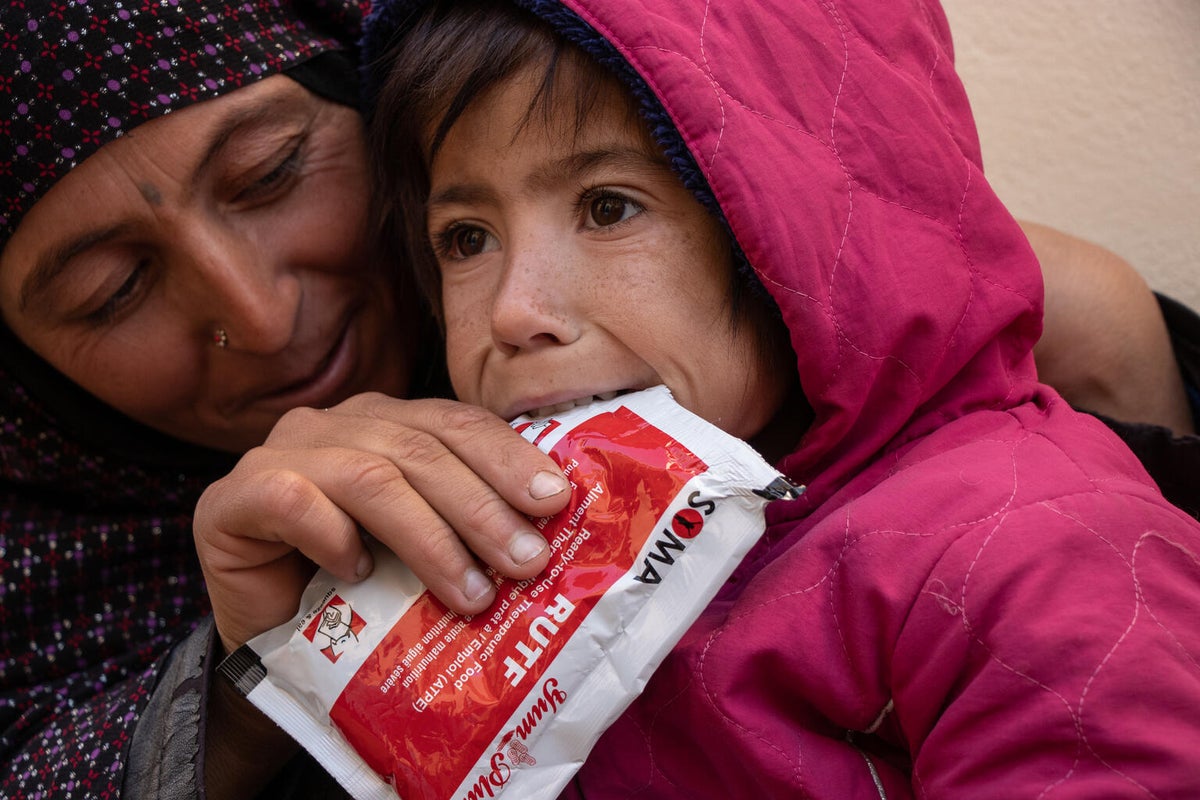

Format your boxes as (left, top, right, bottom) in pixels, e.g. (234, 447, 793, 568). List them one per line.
(521, 0, 1200, 797)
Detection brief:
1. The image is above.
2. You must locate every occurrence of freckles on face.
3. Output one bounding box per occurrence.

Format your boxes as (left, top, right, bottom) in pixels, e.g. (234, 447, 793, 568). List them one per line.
(427, 63, 790, 438)
(442, 274, 498, 408)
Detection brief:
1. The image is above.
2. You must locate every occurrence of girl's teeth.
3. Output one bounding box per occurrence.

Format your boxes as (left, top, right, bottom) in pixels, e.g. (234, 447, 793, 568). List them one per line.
(530, 393, 622, 418)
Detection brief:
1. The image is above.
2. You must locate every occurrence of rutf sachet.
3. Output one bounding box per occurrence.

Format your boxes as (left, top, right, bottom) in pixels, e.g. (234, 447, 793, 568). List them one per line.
(220, 386, 802, 800)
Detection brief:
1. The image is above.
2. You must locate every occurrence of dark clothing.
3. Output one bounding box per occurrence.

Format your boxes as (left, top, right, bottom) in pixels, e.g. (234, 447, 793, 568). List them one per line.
(0, 347, 229, 798)
(1099, 292, 1200, 519)
(1104, 416, 1200, 518)
(0, 2, 364, 795)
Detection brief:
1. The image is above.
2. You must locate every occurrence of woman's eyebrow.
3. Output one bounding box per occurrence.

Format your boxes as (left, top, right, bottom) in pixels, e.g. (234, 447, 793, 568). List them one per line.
(194, 94, 300, 177)
(20, 223, 133, 313)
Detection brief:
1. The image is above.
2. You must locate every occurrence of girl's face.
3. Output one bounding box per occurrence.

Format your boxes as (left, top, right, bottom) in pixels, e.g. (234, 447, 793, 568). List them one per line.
(427, 64, 789, 443)
(0, 75, 415, 452)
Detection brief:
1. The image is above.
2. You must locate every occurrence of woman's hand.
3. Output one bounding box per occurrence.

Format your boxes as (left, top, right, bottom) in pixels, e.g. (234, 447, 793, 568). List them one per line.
(194, 392, 569, 657)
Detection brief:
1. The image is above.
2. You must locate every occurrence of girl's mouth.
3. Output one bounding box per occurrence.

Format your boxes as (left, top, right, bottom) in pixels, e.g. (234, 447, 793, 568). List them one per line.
(522, 389, 630, 420)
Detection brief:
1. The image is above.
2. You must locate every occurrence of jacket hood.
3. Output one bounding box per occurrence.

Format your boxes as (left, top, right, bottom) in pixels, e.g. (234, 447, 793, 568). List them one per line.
(365, 0, 1046, 508)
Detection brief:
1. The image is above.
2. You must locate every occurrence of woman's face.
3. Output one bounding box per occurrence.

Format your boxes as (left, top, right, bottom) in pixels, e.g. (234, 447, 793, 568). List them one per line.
(0, 75, 415, 452)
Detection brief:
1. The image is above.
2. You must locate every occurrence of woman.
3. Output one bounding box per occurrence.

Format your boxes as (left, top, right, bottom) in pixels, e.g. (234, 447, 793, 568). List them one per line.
(0, 2, 568, 798)
(1, 1, 1195, 798)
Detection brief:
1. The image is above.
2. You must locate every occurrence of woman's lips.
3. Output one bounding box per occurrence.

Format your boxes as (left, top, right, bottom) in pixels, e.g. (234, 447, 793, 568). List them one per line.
(252, 315, 357, 412)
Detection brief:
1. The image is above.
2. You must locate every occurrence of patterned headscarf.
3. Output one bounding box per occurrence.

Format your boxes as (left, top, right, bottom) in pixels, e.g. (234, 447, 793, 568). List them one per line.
(0, 0, 368, 252)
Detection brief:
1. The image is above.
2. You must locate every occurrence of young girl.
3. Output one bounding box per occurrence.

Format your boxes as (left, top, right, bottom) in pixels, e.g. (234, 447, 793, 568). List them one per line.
(367, 0, 1200, 795)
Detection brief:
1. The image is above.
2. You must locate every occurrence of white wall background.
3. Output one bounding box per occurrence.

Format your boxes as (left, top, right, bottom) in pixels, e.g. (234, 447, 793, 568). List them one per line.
(940, 1, 1200, 309)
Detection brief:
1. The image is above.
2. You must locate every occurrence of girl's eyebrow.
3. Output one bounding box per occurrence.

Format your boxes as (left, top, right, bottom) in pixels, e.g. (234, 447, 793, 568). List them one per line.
(428, 146, 665, 211)
(427, 182, 499, 211)
(526, 147, 664, 194)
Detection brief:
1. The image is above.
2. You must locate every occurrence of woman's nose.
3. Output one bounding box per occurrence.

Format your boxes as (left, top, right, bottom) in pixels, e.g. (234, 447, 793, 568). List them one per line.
(489, 237, 581, 354)
(182, 228, 301, 354)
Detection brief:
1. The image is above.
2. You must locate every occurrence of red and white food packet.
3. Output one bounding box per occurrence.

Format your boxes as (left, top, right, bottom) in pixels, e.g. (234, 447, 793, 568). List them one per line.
(220, 385, 801, 800)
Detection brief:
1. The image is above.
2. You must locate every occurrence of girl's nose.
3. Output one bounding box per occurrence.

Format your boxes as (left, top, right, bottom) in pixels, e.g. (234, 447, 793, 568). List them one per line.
(489, 237, 581, 355)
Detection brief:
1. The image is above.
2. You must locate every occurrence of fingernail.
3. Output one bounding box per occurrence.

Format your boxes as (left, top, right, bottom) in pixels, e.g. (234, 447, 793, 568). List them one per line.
(529, 470, 568, 500)
(509, 532, 547, 566)
(355, 551, 374, 580)
(463, 569, 494, 603)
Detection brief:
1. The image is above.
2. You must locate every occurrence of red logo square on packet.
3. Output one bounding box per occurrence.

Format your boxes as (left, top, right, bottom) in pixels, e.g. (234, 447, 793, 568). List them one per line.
(302, 594, 366, 663)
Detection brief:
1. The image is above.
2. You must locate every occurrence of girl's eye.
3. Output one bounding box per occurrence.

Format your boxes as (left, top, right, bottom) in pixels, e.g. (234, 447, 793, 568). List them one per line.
(453, 226, 491, 257)
(585, 193, 642, 228)
(434, 224, 497, 261)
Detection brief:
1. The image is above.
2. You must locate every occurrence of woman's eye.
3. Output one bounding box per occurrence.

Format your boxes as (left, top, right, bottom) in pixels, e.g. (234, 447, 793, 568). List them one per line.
(84, 261, 149, 326)
(586, 193, 642, 228)
(237, 146, 302, 202)
(258, 154, 296, 188)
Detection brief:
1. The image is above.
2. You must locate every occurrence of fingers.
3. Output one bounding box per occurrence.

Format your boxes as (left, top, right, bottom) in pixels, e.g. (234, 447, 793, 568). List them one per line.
(268, 398, 571, 580)
(198, 396, 574, 637)
(198, 465, 368, 581)
(374, 399, 573, 515)
(198, 446, 529, 623)
(270, 396, 570, 514)
(284, 443, 521, 614)
(195, 467, 365, 651)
